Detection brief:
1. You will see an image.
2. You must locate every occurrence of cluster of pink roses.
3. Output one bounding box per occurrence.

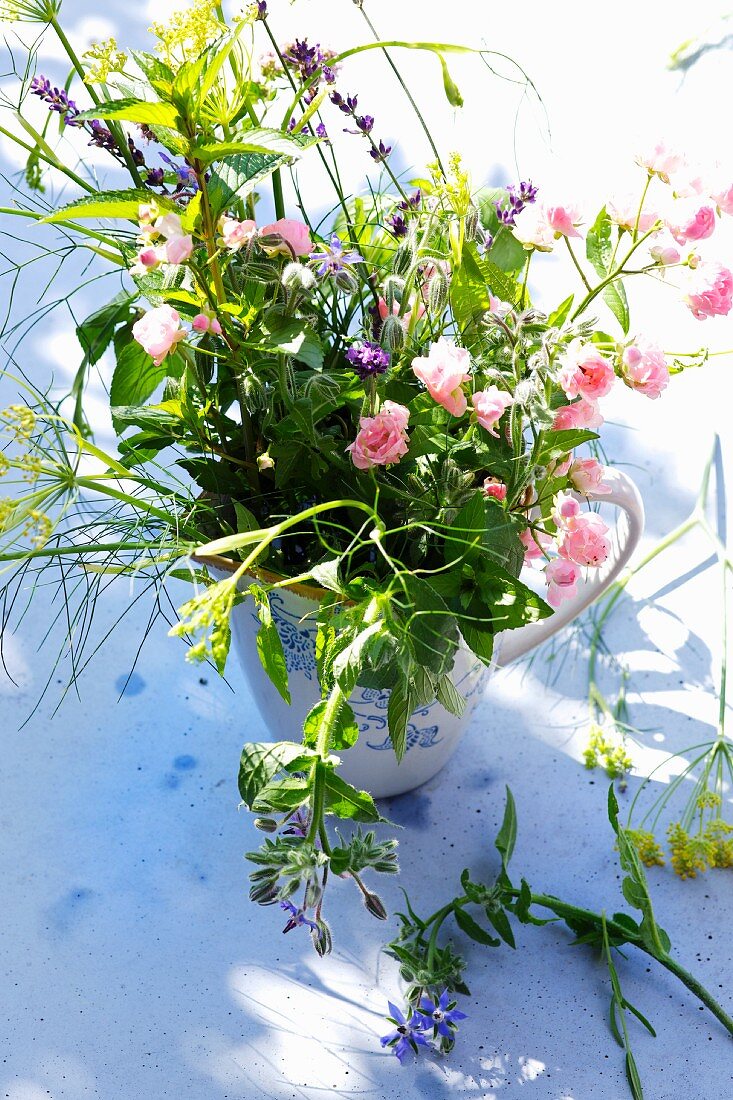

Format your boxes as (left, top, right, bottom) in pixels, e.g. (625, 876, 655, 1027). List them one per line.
(130, 204, 194, 276)
(527, 482, 612, 607)
(217, 215, 312, 258)
(132, 304, 221, 366)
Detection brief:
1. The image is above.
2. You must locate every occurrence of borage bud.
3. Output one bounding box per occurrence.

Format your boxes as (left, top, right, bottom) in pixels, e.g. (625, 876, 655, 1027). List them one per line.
(249, 877, 280, 905)
(465, 203, 480, 239)
(254, 817, 278, 832)
(282, 261, 316, 292)
(363, 891, 388, 920)
(304, 878, 323, 908)
(382, 274, 404, 310)
(427, 270, 449, 315)
(310, 918, 333, 957)
(380, 315, 405, 352)
(392, 238, 415, 276)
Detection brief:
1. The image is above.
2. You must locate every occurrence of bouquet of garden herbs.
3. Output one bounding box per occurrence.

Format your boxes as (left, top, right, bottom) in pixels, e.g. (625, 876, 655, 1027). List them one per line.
(1, 0, 732, 1087)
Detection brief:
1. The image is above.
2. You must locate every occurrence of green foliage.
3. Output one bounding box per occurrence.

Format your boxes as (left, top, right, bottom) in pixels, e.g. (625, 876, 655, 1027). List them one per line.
(586, 207, 630, 333)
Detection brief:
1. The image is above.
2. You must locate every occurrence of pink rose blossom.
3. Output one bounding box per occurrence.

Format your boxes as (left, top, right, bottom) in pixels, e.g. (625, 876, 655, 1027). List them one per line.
(545, 557, 581, 608)
(511, 205, 555, 251)
(218, 216, 257, 251)
(129, 246, 163, 276)
(552, 491, 583, 528)
(557, 511, 610, 567)
(154, 212, 186, 240)
(482, 476, 507, 501)
(137, 202, 159, 227)
(709, 176, 733, 217)
(192, 313, 223, 336)
(165, 234, 194, 265)
(684, 261, 733, 320)
(606, 196, 659, 234)
(377, 297, 426, 327)
(471, 386, 513, 436)
(411, 338, 471, 416)
(520, 528, 553, 564)
(558, 342, 615, 401)
(552, 397, 604, 431)
(488, 293, 513, 317)
(648, 229, 681, 266)
(568, 457, 611, 495)
(132, 305, 186, 366)
(621, 338, 669, 399)
(259, 218, 312, 257)
(635, 142, 686, 182)
(346, 401, 410, 470)
(664, 199, 716, 245)
(549, 454, 573, 479)
(544, 203, 583, 239)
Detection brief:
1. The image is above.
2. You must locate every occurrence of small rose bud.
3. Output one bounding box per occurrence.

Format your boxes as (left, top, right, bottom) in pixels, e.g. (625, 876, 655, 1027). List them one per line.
(253, 817, 278, 832)
(380, 315, 405, 352)
(363, 891, 388, 920)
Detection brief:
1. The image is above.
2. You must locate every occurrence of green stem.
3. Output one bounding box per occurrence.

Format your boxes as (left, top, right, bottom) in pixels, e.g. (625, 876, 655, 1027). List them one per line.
(565, 237, 592, 292)
(0, 125, 94, 194)
(74, 477, 188, 530)
(306, 681, 346, 845)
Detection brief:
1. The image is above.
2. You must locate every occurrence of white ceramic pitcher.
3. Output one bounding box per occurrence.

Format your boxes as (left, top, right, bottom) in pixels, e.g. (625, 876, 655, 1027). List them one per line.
(208, 469, 644, 797)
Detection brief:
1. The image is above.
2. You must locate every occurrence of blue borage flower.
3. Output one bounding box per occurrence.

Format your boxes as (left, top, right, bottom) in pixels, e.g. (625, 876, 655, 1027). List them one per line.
(309, 234, 364, 279)
(415, 989, 468, 1039)
(280, 900, 319, 934)
(380, 1001, 431, 1064)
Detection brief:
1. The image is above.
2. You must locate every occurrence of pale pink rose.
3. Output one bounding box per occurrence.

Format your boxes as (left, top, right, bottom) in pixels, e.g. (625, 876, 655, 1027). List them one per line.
(520, 528, 553, 564)
(552, 491, 583, 528)
(545, 557, 581, 607)
(259, 218, 312, 257)
(709, 176, 733, 217)
(549, 454, 573, 479)
(482, 476, 507, 501)
(668, 165, 705, 197)
(192, 313, 223, 335)
(664, 199, 716, 245)
(346, 400, 410, 470)
(411, 338, 471, 416)
(557, 511, 610, 567)
(471, 386, 513, 436)
(552, 397, 604, 431)
(568, 457, 612, 495)
(138, 202, 159, 226)
(684, 261, 733, 320)
(648, 228, 681, 266)
(512, 205, 555, 251)
(165, 234, 194, 265)
(635, 142, 686, 182)
(488, 293, 513, 317)
(558, 342, 615, 401)
(218, 216, 257, 252)
(621, 338, 669, 399)
(607, 196, 659, 233)
(544, 203, 583, 239)
(132, 305, 186, 366)
(154, 213, 186, 240)
(377, 297, 426, 327)
(129, 246, 163, 276)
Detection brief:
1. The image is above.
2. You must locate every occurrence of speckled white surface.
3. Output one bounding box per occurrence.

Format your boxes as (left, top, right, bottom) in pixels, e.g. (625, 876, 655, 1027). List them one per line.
(2, 2, 733, 1097)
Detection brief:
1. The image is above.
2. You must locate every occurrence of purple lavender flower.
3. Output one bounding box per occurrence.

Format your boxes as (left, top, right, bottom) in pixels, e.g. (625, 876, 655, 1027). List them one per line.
(380, 1002, 431, 1064)
(495, 178, 538, 227)
(355, 114, 374, 134)
(284, 38, 324, 80)
(87, 120, 118, 155)
(280, 900, 319, 934)
(399, 189, 422, 211)
(315, 122, 328, 140)
(346, 341, 390, 380)
(309, 233, 364, 278)
(414, 989, 468, 1039)
(256, 0, 267, 17)
(30, 76, 80, 127)
(330, 90, 358, 115)
(369, 140, 392, 163)
(146, 167, 165, 187)
(322, 65, 336, 85)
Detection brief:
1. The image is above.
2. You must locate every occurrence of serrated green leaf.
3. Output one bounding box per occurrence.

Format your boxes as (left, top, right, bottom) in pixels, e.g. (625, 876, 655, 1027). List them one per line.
(302, 698, 358, 751)
(454, 905, 500, 946)
(75, 98, 180, 128)
(548, 293, 575, 328)
(110, 341, 166, 423)
(42, 188, 177, 223)
(252, 593, 290, 705)
(486, 905, 516, 947)
(435, 674, 465, 717)
(386, 676, 412, 762)
(253, 775, 310, 813)
(602, 281, 630, 334)
(238, 741, 311, 808)
(323, 771, 383, 822)
(191, 129, 314, 164)
(309, 559, 343, 593)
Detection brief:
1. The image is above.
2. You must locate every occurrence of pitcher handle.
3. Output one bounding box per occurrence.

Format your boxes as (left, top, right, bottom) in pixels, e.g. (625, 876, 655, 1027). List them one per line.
(495, 468, 645, 668)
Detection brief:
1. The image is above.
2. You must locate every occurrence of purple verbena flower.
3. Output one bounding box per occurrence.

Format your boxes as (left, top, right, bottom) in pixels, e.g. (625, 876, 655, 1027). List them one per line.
(309, 233, 364, 278)
(280, 900, 319, 934)
(380, 1002, 431, 1064)
(346, 341, 390, 380)
(369, 140, 392, 163)
(414, 989, 468, 1039)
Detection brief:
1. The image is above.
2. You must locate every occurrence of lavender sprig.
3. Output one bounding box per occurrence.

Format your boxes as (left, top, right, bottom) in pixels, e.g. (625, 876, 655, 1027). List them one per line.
(495, 179, 538, 226)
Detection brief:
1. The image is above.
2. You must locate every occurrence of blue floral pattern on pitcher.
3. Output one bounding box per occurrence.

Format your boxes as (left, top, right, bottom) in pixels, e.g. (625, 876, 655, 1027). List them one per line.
(266, 596, 491, 753)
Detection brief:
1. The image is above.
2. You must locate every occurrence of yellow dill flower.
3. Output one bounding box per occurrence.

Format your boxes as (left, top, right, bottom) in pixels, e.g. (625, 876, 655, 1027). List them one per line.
(696, 790, 722, 811)
(704, 818, 733, 868)
(627, 829, 665, 868)
(22, 508, 52, 548)
(150, 0, 225, 58)
(0, 405, 35, 443)
(83, 38, 128, 84)
(667, 821, 712, 879)
(427, 152, 472, 217)
(583, 722, 633, 785)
